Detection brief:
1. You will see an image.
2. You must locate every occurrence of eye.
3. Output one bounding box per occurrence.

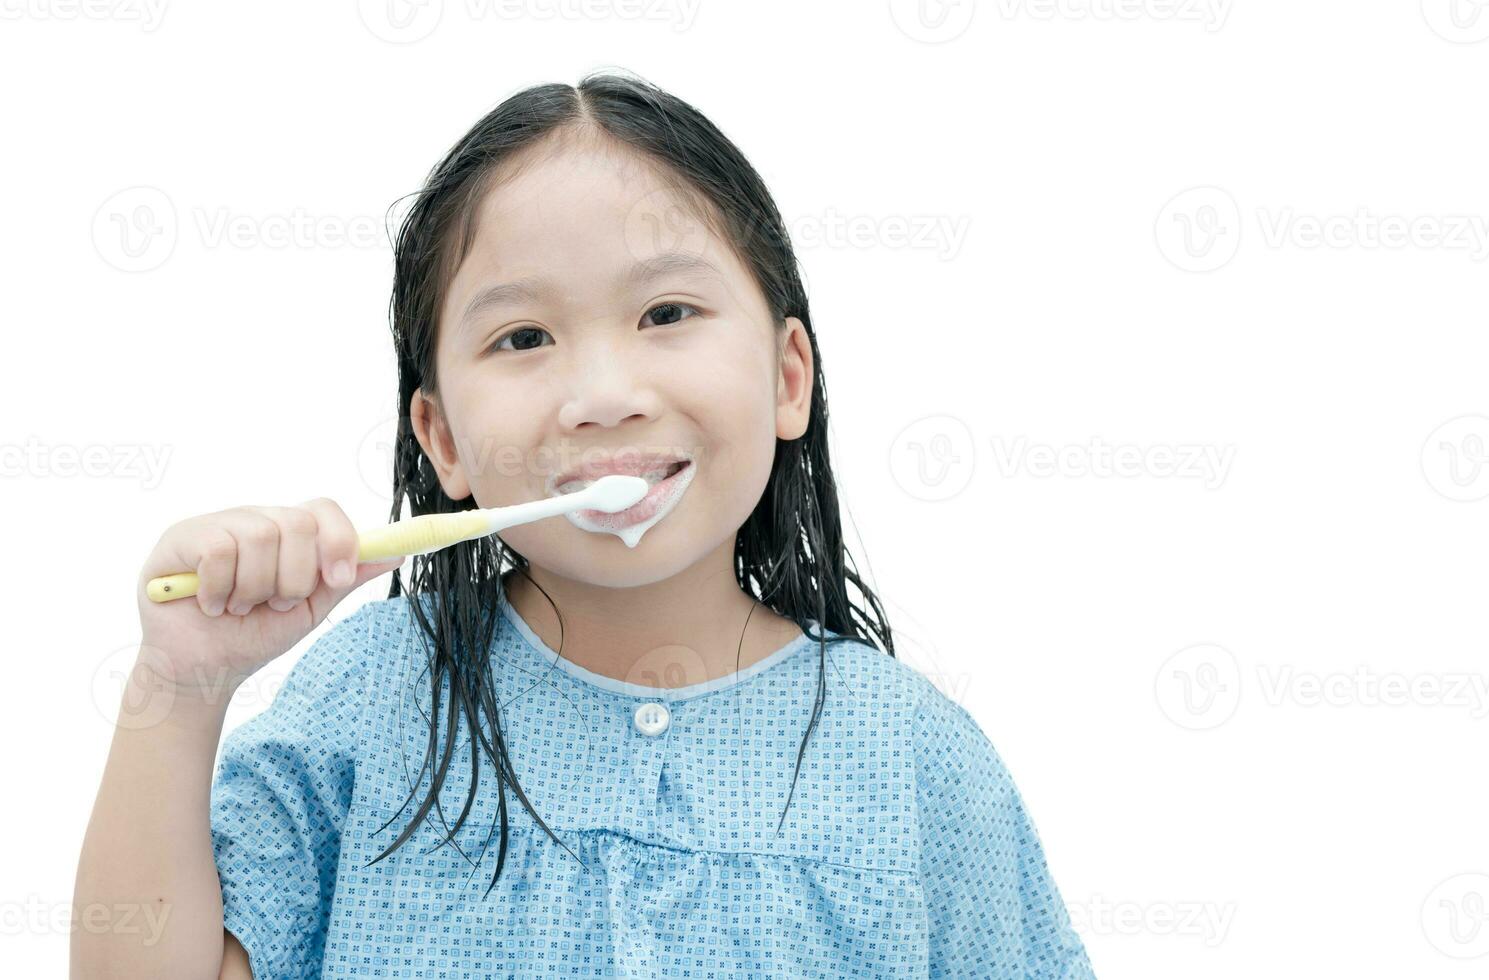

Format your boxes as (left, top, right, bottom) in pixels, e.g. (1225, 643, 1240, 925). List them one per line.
(487, 325, 552, 355)
(642, 302, 700, 328)
(483, 304, 699, 356)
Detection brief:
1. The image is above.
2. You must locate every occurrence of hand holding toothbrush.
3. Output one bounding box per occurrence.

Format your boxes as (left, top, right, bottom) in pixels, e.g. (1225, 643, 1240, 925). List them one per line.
(133, 477, 647, 701)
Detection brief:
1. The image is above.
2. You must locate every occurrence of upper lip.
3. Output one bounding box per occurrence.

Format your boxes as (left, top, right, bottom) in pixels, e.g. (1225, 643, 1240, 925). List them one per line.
(547, 450, 693, 495)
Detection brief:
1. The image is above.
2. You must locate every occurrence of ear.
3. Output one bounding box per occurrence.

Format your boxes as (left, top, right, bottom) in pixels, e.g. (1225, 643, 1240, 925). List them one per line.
(775, 316, 814, 441)
(410, 387, 473, 501)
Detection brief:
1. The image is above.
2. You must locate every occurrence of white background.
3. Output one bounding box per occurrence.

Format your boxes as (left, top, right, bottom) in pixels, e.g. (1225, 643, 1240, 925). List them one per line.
(5, 2, 1487, 976)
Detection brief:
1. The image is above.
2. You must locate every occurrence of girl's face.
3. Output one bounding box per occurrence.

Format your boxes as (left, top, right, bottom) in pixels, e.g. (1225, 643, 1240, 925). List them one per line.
(411, 136, 813, 588)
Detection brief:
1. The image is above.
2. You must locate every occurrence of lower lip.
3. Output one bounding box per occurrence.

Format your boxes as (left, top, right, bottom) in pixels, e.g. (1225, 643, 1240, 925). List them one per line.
(573, 461, 694, 528)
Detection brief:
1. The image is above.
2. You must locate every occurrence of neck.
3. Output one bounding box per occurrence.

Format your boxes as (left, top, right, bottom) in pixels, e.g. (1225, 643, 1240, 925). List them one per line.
(499, 540, 802, 690)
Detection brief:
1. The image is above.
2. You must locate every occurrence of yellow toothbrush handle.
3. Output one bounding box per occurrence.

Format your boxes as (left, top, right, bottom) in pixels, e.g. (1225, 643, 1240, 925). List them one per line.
(145, 511, 492, 603)
(355, 512, 490, 561)
(146, 572, 201, 602)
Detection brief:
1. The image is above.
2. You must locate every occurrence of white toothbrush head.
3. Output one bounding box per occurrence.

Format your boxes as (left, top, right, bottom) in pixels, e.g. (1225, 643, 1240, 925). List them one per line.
(571, 473, 651, 513)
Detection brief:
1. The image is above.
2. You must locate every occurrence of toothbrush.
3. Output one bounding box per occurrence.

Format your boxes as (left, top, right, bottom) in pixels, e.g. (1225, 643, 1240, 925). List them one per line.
(144, 474, 650, 603)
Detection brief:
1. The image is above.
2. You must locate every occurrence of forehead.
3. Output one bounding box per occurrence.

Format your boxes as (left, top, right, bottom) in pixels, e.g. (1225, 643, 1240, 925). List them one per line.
(448, 138, 738, 303)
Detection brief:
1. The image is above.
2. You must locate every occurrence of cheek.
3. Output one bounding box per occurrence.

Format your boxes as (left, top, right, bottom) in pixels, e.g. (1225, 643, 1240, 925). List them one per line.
(685, 378, 779, 510)
(444, 387, 546, 504)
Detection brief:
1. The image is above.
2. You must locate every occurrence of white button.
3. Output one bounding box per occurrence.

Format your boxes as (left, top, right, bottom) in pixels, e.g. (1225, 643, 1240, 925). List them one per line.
(632, 701, 671, 736)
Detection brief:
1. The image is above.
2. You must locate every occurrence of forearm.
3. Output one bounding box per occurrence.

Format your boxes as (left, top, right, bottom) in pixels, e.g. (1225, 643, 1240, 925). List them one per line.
(71, 654, 237, 980)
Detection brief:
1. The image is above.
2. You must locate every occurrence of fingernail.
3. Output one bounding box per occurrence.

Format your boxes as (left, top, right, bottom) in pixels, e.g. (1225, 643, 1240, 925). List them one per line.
(330, 560, 352, 586)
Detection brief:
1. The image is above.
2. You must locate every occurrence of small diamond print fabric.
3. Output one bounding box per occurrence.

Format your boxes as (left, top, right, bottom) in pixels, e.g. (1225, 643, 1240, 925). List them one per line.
(209, 591, 1096, 978)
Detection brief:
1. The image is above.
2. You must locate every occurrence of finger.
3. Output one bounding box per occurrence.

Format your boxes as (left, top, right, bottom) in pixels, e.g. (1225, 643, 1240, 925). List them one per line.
(353, 555, 405, 589)
(255, 505, 319, 612)
(297, 497, 361, 591)
(154, 518, 239, 618)
(218, 510, 280, 616)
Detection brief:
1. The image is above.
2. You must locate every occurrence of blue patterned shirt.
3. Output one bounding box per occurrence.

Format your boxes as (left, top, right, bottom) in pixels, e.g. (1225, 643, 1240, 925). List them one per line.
(209, 592, 1096, 977)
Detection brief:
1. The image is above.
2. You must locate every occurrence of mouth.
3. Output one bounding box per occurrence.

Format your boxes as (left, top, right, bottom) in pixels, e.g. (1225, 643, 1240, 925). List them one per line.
(552, 458, 690, 495)
(565, 458, 696, 530)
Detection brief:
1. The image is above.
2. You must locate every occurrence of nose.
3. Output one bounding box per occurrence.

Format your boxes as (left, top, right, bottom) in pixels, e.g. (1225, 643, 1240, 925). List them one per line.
(555, 335, 662, 431)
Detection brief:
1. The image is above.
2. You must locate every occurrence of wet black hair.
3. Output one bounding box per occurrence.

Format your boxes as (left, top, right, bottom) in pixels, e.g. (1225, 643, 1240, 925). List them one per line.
(370, 68, 895, 897)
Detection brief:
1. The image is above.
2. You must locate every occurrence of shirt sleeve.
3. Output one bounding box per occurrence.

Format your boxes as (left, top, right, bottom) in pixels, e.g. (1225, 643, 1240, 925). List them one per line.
(913, 686, 1097, 979)
(209, 603, 378, 980)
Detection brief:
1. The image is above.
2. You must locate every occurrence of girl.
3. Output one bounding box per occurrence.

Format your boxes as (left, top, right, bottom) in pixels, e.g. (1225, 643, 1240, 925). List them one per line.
(75, 71, 1096, 979)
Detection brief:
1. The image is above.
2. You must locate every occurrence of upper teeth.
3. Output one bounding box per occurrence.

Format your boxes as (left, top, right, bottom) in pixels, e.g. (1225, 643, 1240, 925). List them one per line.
(562, 462, 682, 492)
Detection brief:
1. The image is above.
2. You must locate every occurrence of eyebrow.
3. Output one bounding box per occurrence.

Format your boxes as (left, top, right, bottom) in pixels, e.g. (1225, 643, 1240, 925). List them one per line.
(457, 251, 725, 334)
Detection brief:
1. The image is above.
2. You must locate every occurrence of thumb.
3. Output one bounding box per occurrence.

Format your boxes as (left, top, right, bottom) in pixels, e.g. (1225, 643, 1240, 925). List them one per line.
(350, 555, 406, 591)
(307, 555, 406, 620)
